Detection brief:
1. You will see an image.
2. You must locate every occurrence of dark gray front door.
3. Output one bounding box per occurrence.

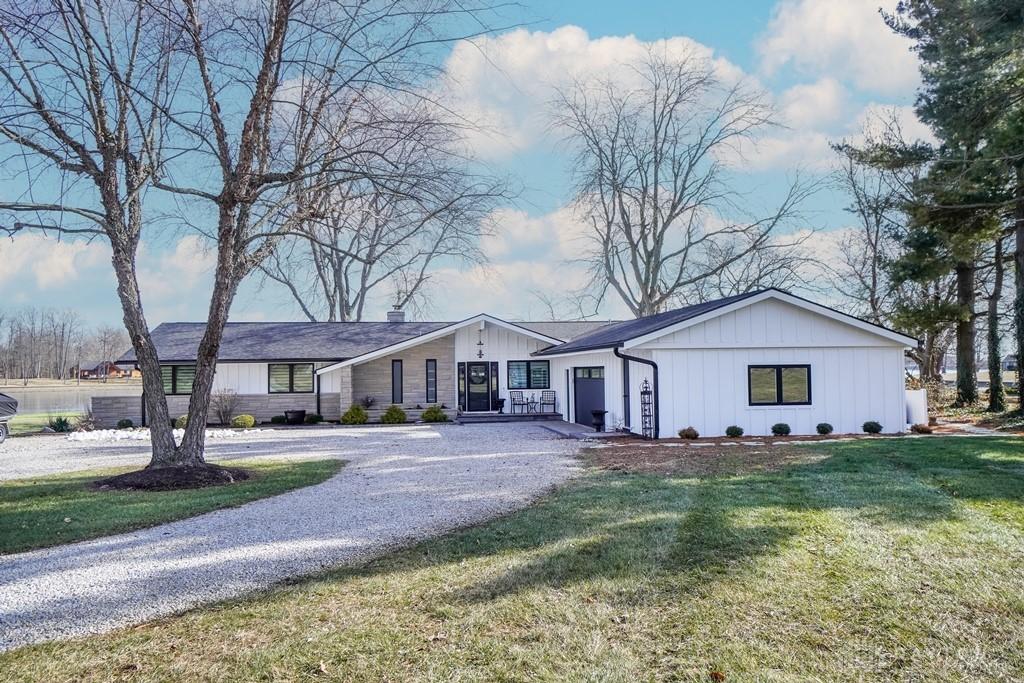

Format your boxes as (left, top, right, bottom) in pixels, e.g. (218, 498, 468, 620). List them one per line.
(466, 362, 490, 411)
(573, 367, 605, 426)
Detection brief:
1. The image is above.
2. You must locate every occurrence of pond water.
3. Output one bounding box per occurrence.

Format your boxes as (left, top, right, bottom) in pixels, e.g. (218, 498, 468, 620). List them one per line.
(0, 384, 142, 415)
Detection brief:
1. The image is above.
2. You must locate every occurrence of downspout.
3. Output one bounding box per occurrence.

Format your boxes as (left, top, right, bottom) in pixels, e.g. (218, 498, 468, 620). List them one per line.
(613, 346, 659, 439)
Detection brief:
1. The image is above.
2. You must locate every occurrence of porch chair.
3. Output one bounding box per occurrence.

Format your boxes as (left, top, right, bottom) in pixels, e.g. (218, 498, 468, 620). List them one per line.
(509, 390, 527, 414)
(540, 390, 556, 413)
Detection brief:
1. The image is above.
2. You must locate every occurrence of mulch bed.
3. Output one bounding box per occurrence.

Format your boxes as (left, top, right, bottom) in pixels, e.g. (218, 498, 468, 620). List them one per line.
(93, 464, 252, 492)
(582, 440, 828, 476)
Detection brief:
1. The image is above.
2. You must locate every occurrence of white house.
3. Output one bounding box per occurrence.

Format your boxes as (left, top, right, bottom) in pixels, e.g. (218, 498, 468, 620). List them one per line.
(99, 289, 916, 437)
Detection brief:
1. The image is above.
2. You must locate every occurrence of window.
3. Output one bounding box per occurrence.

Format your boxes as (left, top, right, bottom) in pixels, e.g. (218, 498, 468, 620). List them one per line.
(392, 359, 403, 404)
(268, 363, 314, 394)
(161, 365, 195, 395)
(748, 365, 810, 406)
(574, 367, 604, 379)
(508, 360, 550, 389)
(425, 359, 437, 403)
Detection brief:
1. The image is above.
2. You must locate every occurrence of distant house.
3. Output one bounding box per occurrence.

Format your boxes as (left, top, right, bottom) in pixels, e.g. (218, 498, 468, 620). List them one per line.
(73, 361, 137, 380)
(1004, 355, 1018, 372)
(95, 289, 917, 436)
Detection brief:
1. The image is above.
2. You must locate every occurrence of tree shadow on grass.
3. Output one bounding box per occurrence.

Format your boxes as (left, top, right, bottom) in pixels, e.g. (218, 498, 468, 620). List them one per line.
(442, 436, 1024, 605)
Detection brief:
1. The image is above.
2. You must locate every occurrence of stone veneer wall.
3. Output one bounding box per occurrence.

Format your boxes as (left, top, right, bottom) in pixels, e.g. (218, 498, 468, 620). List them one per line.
(350, 334, 456, 410)
(93, 391, 338, 427)
(91, 395, 144, 428)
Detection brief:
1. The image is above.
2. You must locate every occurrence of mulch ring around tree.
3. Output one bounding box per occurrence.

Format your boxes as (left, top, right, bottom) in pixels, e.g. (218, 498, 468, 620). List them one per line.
(92, 464, 253, 492)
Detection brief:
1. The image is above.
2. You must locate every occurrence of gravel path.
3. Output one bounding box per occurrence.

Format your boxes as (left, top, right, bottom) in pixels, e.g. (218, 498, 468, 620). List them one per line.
(0, 424, 581, 651)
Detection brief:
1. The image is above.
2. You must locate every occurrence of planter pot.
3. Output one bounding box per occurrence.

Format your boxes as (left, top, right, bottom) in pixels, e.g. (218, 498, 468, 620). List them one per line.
(496, 398, 506, 414)
(591, 409, 608, 432)
(284, 410, 307, 426)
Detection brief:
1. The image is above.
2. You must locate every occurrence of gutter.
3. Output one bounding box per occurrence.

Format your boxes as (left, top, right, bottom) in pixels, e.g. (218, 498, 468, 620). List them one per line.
(613, 347, 659, 439)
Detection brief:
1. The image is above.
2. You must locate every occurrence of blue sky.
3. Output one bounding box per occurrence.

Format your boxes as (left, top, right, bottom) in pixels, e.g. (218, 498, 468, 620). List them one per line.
(0, 0, 929, 327)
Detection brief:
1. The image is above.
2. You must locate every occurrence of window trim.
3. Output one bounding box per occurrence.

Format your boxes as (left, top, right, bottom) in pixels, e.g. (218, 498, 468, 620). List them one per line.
(747, 364, 811, 406)
(425, 358, 437, 403)
(392, 359, 403, 404)
(507, 360, 550, 390)
(268, 363, 315, 394)
(161, 365, 196, 395)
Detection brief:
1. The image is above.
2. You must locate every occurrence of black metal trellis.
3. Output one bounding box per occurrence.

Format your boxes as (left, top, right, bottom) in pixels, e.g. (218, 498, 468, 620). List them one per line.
(640, 379, 653, 439)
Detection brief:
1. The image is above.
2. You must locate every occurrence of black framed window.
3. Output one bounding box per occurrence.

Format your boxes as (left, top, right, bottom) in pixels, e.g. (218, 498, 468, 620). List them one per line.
(574, 367, 604, 379)
(748, 364, 811, 406)
(392, 359, 403, 404)
(161, 365, 195, 395)
(425, 359, 437, 403)
(268, 363, 314, 394)
(508, 360, 550, 389)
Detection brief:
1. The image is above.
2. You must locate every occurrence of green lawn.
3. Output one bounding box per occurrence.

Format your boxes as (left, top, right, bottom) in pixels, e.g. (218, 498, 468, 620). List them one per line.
(2, 437, 1023, 681)
(0, 459, 343, 555)
(6, 411, 82, 436)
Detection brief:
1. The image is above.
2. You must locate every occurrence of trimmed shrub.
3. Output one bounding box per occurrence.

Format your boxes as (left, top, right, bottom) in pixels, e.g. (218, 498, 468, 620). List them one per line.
(771, 422, 791, 436)
(910, 423, 932, 434)
(724, 425, 744, 438)
(340, 404, 368, 425)
(116, 418, 134, 430)
(174, 415, 188, 429)
(48, 416, 74, 433)
(380, 405, 407, 424)
(678, 426, 699, 439)
(304, 413, 324, 425)
(816, 422, 834, 435)
(269, 415, 288, 425)
(231, 414, 256, 429)
(862, 420, 883, 434)
(420, 405, 449, 422)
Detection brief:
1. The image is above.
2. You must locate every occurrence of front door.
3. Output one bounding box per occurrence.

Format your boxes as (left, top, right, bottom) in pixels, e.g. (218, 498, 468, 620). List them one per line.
(573, 367, 605, 426)
(466, 362, 491, 411)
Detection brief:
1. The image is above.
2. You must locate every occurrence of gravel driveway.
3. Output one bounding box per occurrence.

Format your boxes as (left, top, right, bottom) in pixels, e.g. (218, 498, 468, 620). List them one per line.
(0, 424, 581, 651)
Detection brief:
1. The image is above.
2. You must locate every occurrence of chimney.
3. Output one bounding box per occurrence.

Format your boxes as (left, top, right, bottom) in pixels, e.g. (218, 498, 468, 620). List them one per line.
(387, 306, 405, 323)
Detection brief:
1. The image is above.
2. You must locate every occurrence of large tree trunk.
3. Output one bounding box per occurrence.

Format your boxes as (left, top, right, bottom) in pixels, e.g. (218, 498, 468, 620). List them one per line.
(954, 261, 978, 406)
(175, 206, 245, 467)
(1015, 164, 1024, 414)
(988, 238, 1006, 412)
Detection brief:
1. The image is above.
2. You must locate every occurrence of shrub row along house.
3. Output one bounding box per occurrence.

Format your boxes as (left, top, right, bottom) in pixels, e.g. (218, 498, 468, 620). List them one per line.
(95, 289, 916, 437)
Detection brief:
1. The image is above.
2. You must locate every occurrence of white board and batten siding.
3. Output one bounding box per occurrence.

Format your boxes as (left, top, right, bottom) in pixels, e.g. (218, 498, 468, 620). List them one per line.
(631, 298, 908, 437)
(211, 362, 333, 395)
(453, 323, 560, 409)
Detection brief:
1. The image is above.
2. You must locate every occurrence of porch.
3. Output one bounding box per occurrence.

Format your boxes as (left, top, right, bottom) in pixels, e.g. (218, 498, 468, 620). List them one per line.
(457, 411, 564, 424)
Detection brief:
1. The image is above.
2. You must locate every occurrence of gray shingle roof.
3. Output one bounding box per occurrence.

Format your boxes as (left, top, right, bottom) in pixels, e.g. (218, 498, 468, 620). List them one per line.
(119, 322, 450, 363)
(533, 290, 767, 356)
(118, 319, 622, 364)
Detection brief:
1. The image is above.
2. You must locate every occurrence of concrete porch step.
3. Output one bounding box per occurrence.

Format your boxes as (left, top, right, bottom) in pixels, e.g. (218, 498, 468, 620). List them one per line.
(457, 412, 563, 424)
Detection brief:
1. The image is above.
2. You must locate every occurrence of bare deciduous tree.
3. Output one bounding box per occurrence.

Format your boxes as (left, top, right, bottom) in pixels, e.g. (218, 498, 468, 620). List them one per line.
(0, 0, 502, 472)
(831, 144, 956, 381)
(259, 96, 506, 321)
(551, 51, 816, 317)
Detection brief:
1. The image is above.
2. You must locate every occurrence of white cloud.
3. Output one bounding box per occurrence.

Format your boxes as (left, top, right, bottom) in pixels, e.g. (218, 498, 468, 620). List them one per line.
(727, 101, 934, 172)
(779, 77, 847, 128)
(137, 236, 217, 320)
(0, 233, 108, 290)
(481, 205, 589, 260)
(442, 25, 746, 158)
(757, 0, 919, 95)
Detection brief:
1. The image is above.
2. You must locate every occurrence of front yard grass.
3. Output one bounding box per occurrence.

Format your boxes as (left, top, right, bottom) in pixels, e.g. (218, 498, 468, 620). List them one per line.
(3, 437, 1024, 681)
(6, 411, 82, 436)
(0, 458, 342, 555)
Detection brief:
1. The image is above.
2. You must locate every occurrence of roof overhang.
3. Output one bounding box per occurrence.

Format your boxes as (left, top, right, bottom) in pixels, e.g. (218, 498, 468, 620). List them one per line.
(620, 289, 918, 349)
(316, 314, 565, 375)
